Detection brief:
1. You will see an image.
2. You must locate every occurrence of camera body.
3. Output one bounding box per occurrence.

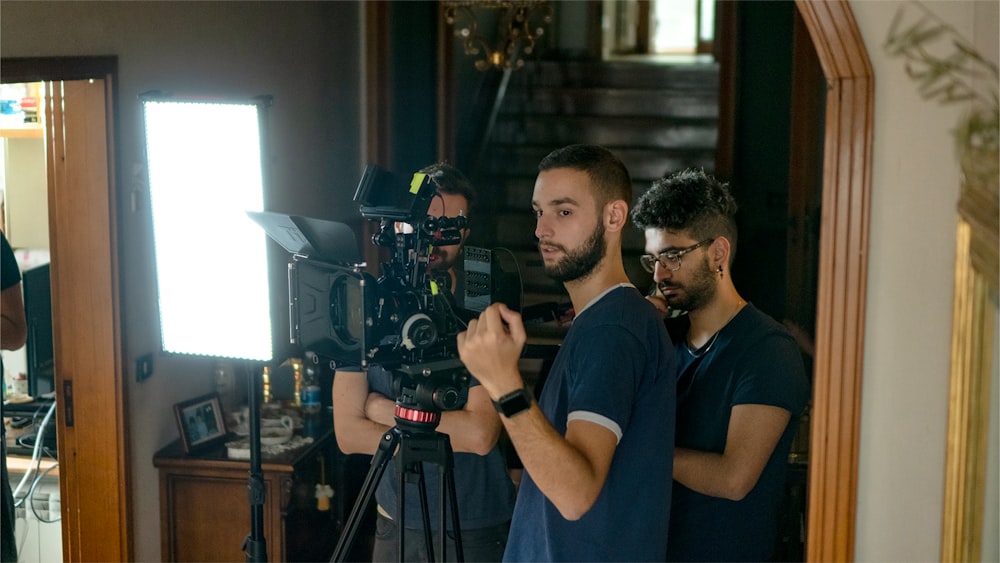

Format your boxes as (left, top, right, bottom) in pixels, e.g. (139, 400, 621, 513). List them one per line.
(263, 165, 485, 416)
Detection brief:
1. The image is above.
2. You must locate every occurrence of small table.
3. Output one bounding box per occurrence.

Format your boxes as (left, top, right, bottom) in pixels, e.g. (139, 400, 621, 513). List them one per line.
(153, 417, 338, 562)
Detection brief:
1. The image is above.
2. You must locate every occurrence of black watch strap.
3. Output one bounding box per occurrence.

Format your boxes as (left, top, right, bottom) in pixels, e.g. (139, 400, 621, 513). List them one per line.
(493, 388, 533, 418)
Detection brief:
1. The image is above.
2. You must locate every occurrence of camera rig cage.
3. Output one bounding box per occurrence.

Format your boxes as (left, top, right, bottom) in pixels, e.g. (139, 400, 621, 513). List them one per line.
(250, 164, 483, 413)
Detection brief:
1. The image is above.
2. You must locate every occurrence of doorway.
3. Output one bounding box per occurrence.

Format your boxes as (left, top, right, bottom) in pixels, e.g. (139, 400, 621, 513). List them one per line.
(1, 57, 131, 562)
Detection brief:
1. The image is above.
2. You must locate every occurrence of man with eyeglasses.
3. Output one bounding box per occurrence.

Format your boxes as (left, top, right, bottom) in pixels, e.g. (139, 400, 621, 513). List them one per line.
(631, 168, 809, 562)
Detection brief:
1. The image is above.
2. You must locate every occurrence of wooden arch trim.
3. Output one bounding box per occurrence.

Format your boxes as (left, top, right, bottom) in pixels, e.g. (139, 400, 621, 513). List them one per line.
(793, 1, 874, 561)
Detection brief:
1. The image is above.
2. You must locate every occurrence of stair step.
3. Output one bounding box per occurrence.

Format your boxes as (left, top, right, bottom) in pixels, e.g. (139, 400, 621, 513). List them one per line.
(491, 115, 717, 150)
(500, 87, 718, 119)
(481, 146, 716, 182)
(489, 207, 648, 248)
(512, 60, 720, 90)
(493, 176, 661, 209)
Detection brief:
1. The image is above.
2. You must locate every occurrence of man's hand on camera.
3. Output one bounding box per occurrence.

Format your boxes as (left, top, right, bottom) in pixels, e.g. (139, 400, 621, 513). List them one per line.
(457, 303, 526, 400)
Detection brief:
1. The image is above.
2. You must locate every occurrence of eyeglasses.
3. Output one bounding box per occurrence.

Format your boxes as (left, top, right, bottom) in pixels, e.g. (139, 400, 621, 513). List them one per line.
(639, 239, 714, 273)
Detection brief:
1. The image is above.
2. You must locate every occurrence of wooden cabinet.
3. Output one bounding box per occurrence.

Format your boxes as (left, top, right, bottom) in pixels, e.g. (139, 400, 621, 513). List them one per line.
(153, 420, 339, 562)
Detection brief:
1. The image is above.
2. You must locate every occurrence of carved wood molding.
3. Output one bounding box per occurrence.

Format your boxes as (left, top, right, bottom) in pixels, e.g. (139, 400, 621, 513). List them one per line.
(793, 1, 874, 561)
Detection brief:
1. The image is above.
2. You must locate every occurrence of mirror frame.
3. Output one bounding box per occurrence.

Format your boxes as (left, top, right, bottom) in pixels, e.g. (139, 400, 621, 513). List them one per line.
(430, 0, 875, 559)
(793, 1, 873, 560)
(941, 107, 998, 559)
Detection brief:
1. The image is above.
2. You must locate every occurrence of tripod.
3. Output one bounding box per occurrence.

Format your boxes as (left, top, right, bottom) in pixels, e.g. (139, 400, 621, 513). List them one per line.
(332, 406, 464, 563)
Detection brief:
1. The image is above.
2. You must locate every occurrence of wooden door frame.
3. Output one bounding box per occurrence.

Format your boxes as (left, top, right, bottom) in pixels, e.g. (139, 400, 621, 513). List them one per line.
(1, 56, 131, 562)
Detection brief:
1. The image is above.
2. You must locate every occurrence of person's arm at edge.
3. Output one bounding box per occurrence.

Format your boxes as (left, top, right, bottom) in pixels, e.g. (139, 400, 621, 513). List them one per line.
(458, 303, 617, 520)
(673, 403, 790, 501)
(1, 280, 26, 351)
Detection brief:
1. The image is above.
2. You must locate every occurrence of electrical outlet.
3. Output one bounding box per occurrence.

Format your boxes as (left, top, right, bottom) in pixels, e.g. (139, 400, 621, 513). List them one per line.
(136, 353, 154, 382)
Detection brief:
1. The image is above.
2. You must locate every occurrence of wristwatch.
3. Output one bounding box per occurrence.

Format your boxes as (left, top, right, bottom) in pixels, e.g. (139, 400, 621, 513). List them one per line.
(493, 388, 533, 418)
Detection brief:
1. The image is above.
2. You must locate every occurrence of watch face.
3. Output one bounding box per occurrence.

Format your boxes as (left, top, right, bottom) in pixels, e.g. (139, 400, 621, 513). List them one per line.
(498, 389, 531, 417)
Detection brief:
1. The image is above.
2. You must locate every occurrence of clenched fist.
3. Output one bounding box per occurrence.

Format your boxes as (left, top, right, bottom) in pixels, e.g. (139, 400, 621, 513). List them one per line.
(457, 303, 527, 400)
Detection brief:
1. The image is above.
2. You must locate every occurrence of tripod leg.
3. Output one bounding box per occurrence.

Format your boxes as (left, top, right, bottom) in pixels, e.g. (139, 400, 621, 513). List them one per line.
(401, 461, 436, 562)
(437, 468, 448, 562)
(443, 465, 464, 562)
(331, 429, 399, 563)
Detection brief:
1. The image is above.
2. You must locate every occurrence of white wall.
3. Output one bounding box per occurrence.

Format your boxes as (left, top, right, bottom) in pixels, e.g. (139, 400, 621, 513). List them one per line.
(0, 2, 362, 560)
(850, 1, 998, 561)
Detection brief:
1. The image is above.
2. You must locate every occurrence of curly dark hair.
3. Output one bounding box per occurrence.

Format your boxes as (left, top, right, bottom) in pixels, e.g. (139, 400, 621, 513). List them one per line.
(538, 144, 632, 212)
(419, 162, 476, 219)
(631, 168, 739, 261)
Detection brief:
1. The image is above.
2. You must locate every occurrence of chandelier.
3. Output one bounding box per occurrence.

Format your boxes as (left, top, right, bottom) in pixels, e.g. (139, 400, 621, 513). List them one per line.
(443, 1, 554, 71)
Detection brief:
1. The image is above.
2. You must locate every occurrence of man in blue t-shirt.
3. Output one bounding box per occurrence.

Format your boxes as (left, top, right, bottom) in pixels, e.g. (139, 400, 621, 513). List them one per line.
(458, 145, 676, 562)
(333, 163, 515, 562)
(631, 168, 810, 562)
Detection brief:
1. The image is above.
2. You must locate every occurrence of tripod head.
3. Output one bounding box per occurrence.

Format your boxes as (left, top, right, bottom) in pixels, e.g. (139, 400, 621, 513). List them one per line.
(390, 358, 470, 434)
(393, 404, 442, 434)
(333, 358, 470, 563)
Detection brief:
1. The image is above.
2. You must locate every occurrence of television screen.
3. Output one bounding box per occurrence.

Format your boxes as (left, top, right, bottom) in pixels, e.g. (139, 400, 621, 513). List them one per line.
(22, 262, 54, 397)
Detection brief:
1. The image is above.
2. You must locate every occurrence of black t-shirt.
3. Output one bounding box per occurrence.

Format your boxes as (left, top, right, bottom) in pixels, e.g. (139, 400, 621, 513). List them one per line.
(665, 304, 810, 562)
(1, 232, 22, 430)
(1, 233, 20, 291)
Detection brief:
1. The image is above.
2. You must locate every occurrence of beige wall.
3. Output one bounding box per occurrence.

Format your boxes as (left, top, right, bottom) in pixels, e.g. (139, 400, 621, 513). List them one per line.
(3, 136, 48, 249)
(850, 0, 998, 561)
(1, 2, 362, 560)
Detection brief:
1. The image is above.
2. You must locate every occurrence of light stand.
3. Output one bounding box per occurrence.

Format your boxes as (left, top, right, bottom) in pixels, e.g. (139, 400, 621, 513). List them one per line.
(141, 93, 278, 561)
(242, 361, 269, 563)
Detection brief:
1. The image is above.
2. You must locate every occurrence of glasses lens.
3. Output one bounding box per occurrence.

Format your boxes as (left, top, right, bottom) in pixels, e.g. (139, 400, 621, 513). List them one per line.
(639, 255, 655, 273)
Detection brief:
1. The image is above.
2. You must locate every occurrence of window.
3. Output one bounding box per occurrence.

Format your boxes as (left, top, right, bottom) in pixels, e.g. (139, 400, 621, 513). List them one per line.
(604, 0, 715, 58)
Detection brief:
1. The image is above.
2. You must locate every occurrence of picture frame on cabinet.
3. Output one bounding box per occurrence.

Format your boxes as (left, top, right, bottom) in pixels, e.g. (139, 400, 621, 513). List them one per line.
(173, 392, 229, 454)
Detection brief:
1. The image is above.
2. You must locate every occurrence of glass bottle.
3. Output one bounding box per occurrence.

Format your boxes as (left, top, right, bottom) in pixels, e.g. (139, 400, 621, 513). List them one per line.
(301, 361, 321, 415)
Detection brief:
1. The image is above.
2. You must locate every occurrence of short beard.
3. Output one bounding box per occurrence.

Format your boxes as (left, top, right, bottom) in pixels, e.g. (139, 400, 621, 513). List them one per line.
(544, 222, 606, 283)
(659, 254, 717, 313)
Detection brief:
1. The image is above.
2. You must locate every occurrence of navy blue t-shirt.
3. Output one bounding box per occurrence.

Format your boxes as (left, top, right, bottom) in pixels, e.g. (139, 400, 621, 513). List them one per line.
(665, 304, 810, 562)
(504, 284, 676, 562)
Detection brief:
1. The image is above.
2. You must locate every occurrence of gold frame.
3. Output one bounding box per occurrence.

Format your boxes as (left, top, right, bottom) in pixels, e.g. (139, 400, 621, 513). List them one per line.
(941, 131, 998, 561)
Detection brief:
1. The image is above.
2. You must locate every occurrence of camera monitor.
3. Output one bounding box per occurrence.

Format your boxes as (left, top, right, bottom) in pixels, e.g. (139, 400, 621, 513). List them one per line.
(354, 164, 436, 222)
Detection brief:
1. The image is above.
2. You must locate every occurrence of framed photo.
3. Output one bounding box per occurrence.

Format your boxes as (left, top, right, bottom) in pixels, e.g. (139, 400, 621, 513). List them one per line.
(173, 392, 229, 454)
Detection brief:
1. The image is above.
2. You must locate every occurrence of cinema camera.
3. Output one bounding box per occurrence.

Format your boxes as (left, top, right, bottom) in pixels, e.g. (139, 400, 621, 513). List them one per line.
(253, 164, 517, 419)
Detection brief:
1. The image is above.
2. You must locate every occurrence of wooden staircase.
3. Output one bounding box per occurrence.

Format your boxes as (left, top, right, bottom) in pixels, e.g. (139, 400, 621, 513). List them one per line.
(467, 59, 720, 310)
